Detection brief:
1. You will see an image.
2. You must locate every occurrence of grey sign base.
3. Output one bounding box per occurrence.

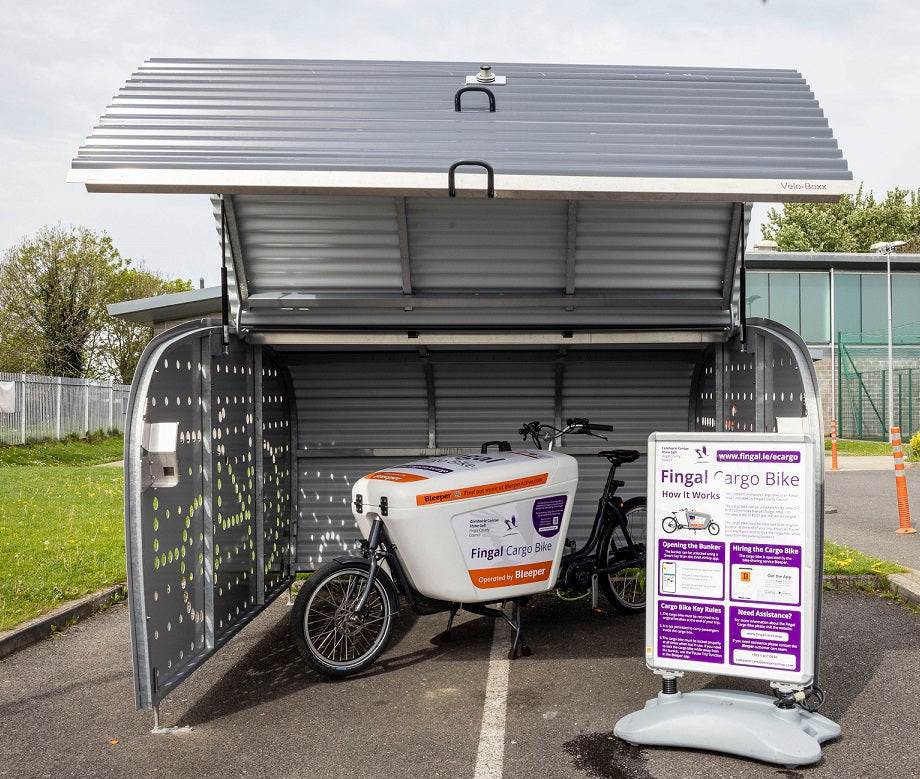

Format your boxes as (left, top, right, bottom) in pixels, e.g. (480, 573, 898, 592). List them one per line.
(614, 689, 840, 768)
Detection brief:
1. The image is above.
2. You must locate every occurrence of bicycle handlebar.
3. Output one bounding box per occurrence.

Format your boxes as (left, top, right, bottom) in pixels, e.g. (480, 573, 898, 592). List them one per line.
(567, 417, 613, 432)
(519, 418, 612, 449)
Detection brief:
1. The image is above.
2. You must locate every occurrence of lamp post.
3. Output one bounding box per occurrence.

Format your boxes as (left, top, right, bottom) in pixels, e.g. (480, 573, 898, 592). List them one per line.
(869, 240, 915, 533)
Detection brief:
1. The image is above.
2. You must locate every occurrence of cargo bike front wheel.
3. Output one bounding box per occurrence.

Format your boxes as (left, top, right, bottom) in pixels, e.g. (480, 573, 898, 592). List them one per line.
(291, 561, 397, 677)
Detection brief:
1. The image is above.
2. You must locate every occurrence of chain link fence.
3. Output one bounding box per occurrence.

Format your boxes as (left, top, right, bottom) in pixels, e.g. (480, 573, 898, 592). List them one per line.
(838, 325, 920, 441)
(0, 372, 131, 445)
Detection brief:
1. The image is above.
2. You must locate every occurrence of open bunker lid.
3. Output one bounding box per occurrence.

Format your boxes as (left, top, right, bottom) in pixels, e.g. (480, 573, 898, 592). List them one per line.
(71, 59, 854, 338)
(355, 449, 577, 513)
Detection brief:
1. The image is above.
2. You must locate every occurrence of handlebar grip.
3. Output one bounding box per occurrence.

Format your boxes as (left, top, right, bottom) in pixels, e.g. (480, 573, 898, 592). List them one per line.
(587, 423, 613, 432)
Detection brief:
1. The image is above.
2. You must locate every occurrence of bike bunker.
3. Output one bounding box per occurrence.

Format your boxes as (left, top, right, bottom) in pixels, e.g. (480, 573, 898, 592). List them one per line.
(69, 59, 854, 712)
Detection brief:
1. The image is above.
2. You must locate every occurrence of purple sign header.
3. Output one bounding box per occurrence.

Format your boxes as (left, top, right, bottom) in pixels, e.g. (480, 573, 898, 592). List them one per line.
(716, 450, 801, 464)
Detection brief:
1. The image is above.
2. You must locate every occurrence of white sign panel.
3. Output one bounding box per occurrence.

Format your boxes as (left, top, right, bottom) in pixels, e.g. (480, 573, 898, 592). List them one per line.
(0, 381, 15, 414)
(646, 433, 816, 685)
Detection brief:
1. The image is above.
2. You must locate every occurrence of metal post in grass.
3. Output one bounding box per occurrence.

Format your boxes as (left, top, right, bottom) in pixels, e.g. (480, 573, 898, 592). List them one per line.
(870, 240, 915, 534)
(829, 271, 839, 469)
(55, 376, 62, 441)
(19, 373, 26, 444)
(83, 381, 90, 437)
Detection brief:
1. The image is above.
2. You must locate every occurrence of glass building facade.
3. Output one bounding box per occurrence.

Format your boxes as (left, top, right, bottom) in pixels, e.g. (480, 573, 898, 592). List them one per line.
(746, 270, 920, 345)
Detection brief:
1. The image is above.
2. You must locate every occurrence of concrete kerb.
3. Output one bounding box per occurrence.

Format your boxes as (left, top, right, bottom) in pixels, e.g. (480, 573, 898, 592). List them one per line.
(886, 570, 920, 608)
(0, 583, 126, 660)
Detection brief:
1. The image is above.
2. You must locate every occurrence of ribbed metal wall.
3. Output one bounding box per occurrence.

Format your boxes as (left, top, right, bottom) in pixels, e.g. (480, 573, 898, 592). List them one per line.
(575, 202, 733, 291)
(288, 353, 429, 449)
(72, 59, 851, 183)
(232, 196, 403, 295)
(287, 347, 699, 568)
(407, 200, 568, 291)
(433, 354, 557, 446)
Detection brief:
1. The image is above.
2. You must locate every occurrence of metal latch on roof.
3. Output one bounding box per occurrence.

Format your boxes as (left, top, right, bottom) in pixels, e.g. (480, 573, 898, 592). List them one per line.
(466, 65, 506, 86)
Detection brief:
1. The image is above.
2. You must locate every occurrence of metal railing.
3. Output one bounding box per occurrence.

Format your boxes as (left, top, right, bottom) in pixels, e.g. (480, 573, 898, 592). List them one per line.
(0, 372, 131, 445)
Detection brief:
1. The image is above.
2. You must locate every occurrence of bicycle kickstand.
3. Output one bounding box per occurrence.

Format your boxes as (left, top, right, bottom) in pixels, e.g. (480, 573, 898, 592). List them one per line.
(439, 604, 461, 643)
(505, 600, 532, 660)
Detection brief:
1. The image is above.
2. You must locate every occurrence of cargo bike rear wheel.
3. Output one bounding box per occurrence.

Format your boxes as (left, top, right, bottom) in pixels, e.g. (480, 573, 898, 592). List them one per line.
(291, 561, 397, 677)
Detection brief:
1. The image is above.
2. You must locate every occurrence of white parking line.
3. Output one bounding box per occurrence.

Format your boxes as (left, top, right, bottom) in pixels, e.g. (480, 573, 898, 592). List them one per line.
(473, 620, 510, 779)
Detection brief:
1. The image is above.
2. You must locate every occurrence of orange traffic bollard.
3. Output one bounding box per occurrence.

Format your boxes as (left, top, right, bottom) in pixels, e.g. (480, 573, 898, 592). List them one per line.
(890, 427, 916, 534)
(830, 418, 839, 471)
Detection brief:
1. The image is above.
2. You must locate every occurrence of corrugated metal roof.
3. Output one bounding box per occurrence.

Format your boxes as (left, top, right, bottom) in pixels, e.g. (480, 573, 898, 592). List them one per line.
(69, 58, 853, 200)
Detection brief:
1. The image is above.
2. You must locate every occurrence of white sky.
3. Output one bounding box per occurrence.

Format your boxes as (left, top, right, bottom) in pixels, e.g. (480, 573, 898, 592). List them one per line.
(2, 0, 918, 286)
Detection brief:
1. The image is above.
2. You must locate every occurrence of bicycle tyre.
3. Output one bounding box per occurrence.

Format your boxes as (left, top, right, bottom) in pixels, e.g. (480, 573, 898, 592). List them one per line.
(291, 560, 397, 677)
(598, 497, 647, 613)
(708, 522, 720, 535)
(661, 516, 678, 533)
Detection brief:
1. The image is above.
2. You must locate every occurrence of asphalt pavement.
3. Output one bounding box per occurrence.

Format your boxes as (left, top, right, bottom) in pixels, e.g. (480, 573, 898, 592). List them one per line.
(0, 588, 917, 779)
(0, 457, 917, 779)
(823, 457, 919, 570)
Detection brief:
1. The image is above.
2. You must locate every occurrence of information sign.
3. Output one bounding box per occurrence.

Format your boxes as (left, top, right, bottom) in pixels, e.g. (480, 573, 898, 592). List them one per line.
(646, 433, 815, 685)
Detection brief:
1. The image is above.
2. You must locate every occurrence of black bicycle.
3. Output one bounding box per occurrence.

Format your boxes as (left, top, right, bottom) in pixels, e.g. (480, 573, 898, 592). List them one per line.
(518, 418, 647, 613)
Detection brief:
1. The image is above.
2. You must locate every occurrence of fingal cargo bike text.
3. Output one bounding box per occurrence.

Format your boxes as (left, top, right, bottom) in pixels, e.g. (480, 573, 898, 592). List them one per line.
(290, 419, 647, 676)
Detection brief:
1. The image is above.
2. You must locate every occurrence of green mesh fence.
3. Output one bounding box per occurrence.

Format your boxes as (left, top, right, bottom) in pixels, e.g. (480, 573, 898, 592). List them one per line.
(838, 324, 920, 441)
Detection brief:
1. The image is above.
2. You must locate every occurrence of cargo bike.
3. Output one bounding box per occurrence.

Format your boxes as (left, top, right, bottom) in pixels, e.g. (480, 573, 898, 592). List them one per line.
(291, 418, 647, 676)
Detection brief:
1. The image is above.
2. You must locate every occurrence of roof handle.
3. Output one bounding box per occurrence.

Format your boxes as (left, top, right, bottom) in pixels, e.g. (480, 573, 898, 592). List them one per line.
(454, 86, 496, 112)
(448, 160, 495, 198)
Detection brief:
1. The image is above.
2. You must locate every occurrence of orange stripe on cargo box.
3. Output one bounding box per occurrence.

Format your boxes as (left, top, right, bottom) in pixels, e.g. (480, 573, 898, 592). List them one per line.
(415, 473, 549, 506)
(367, 471, 428, 483)
(469, 561, 553, 589)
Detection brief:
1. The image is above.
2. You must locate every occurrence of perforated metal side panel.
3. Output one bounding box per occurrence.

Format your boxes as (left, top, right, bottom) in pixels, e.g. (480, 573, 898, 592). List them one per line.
(690, 320, 816, 435)
(133, 337, 207, 700)
(260, 352, 294, 594)
(125, 325, 293, 710)
(210, 340, 259, 642)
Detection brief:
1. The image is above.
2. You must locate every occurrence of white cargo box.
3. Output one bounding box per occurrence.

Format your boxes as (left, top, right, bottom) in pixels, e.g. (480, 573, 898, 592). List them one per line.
(353, 450, 578, 602)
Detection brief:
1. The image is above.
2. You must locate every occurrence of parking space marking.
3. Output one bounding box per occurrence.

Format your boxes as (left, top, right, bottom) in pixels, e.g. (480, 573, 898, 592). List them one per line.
(473, 621, 509, 779)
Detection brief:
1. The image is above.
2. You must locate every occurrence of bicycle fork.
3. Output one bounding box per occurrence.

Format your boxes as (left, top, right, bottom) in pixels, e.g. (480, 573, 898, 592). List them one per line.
(353, 517, 385, 614)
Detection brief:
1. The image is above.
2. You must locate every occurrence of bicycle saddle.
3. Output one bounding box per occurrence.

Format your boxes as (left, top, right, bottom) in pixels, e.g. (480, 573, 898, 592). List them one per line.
(598, 449, 640, 463)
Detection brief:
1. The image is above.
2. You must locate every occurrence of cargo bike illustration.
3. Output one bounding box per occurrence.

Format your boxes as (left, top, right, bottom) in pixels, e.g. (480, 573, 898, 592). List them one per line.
(291, 418, 647, 676)
(661, 508, 720, 535)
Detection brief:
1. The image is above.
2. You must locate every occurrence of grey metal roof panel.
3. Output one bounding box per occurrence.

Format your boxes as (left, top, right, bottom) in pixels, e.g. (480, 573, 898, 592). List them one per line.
(106, 286, 222, 324)
(70, 59, 853, 201)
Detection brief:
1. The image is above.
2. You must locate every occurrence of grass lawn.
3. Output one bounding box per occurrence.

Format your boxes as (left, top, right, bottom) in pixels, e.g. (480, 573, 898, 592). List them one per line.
(823, 540, 908, 577)
(824, 438, 894, 456)
(0, 437, 125, 631)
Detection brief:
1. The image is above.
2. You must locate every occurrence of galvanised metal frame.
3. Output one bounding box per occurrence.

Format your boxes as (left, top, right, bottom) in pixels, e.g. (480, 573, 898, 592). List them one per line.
(125, 322, 295, 711)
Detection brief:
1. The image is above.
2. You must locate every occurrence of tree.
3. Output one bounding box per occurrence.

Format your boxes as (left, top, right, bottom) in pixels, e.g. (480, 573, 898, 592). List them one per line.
(0, 225, 123, 377)
(92, 266, 192, 384)
(761, 185, 920, 253)
(0, 225, 192, 382)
